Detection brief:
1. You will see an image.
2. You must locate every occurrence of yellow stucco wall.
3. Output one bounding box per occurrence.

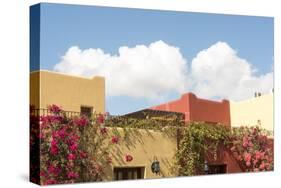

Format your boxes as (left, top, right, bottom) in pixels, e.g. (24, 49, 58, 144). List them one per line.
(230, 93, 273, 132)
(102, 128, 178, 180)
(30, 71, 40, 108)
(30, 70, 105, 113)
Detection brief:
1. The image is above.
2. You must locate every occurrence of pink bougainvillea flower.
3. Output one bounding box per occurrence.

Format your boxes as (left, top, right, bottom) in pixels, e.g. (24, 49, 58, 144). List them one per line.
(111, 136, 119, 144)
(100, 127, 108, 135)
(253, 159, 258, 166)
(58, 127, 67, 139)
(40, 171, 47, 177)
(97, 114, 105, 124)
(259, 162, 266, 170)
(255, 151, 263, 160)
(50, 139, 59, 155)
(74, 116, 89, 127)
(79, 151, 88, 159)
(67, 153, 76, 161)
(230, 126, 273, 172)
(260, 152, 265, 160)
(125, 154, 133, 162)
(67, 171, 79, 179)
(48, 164, 61, 176)
(244, 152, 251, 162)
(50, 146, 59, 155)
(52, 115, 64, 123)
(69, 143, 78, 152)
(52, 130, 60, 139)
(51, 139, 58, 146)
(42, 115, 63, 126)
(248, 141, 254, 147)
(39, 116, 50, 128)
(66, 134, 80, 147)
(242, 142, 248, 148)
(48, 104, 62, 114)
(45, 179, 58, 185)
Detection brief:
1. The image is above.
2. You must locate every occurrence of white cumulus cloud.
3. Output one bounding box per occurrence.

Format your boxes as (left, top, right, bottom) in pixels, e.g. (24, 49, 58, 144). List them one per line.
(190, 41, 273, 100)
(54, 40, 189, 99)
(53, 41, 273, 101)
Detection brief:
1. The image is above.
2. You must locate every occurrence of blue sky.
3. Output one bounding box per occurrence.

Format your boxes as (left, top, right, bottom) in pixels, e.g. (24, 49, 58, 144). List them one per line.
(31, 3, 274, 115)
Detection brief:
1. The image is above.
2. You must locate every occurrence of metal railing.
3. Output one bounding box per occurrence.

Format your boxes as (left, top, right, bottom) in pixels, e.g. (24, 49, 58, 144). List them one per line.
(30, 108, 94, 118)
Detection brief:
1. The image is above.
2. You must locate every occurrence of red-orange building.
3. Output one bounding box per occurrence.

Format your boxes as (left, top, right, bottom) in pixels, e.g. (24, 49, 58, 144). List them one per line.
(148, 92, 240, 173)
(150, 92, 231, 126)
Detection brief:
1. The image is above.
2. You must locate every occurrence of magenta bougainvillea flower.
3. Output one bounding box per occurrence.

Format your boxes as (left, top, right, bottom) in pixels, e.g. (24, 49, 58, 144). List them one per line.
(125, 154, 133, 162)
(111, 136, 119, 144)
(97, 114, 105, 124)
(50, 139, 59, 155)
(69, 143, 78, 151)
(259, 162, 266, 170)
(48, 164, 61, 176)
(79, 151, 88, 159)
(230, 126, 273, 172)
(66, 134, 80, 145)
(48, 104, 62, 114)
(31, 104, 117, 185)
(58, 127, 67, 139)
(244, 152, 251, 162)
(74, 116, 89, 127)
(40, 171, 47, 178)
(40, 115, 63, 128)
(44, 179, 58, 185)
(67, 153, 76, 161)
(100, 127, 108, 135)
(67, 171, 79, 179)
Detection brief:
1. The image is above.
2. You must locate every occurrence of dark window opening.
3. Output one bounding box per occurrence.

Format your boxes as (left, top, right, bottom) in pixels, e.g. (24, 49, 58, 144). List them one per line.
(114, 167, 144, 180)
(208, 164, 227, 174)
(80, 106, 93, 117)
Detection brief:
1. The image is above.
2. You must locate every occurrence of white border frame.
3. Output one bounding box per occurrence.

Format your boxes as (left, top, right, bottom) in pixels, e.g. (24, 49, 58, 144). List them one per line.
(0, 0, 280, 188)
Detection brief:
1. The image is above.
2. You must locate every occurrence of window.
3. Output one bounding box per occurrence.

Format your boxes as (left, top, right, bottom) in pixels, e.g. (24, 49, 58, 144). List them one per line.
(114, 167, 144, 180)
(208, 164, 227, 174)
(80, 106, 93, 117)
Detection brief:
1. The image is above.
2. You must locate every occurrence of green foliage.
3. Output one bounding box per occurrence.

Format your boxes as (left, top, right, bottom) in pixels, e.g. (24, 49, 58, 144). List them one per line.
(175, 122, 230, 176)
(106, 116, 184, 130)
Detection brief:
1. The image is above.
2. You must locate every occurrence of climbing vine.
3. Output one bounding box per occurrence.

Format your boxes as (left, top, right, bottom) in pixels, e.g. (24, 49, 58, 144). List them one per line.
(174, 123, 274, 176)
(31, 104, 274, 185)
(174, 122, 230, 176)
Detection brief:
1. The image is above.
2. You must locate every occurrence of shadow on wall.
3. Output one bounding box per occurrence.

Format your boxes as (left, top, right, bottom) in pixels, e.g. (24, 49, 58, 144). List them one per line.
(102, 127, 178, 180)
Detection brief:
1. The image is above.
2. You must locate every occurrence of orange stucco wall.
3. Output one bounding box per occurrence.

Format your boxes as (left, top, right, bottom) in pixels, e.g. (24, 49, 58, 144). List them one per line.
(150, 93, 231, 126)
(204, 143, 242, 173)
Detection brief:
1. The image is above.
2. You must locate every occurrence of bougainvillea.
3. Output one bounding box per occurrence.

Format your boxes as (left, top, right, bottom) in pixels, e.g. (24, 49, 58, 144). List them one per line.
(229, 126, 273, 172)
(48, 104, 62, 114)
(174, 123, 274, 176)
(30, 104, 274, 184)
(111, 136, 119, 144)
(125, 154, 133, 162)
(30, 105, 114, 185)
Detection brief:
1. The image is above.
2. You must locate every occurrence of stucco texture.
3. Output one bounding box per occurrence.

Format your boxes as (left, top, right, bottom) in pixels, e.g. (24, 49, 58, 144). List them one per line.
(102, 128, 178, 180)
(30, 70, 105, 113)
(230, 93, 273, 132)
